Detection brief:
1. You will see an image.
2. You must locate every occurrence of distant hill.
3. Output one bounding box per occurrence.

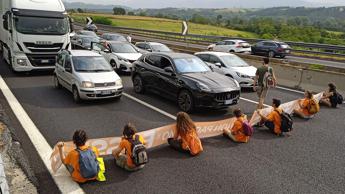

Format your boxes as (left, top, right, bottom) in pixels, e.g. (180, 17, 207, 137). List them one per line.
(63, 2, 132, 12)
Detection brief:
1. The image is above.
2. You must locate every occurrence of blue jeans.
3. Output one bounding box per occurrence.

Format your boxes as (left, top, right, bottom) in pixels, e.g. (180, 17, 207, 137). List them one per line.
(265, 121, 275, 133)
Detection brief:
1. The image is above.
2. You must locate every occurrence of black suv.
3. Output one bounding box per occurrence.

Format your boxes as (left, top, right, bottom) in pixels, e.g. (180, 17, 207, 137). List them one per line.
(251, 41, 292, 58)
(131, 53, 241, 112)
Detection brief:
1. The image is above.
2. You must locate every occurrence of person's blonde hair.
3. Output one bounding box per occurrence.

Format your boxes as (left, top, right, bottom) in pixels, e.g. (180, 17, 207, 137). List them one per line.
(176, 112, 196, 135)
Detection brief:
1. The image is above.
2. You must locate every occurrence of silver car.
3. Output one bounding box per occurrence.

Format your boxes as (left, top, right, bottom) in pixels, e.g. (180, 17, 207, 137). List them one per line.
(53, 50, 123, 103)
(195, 52, 257, 89)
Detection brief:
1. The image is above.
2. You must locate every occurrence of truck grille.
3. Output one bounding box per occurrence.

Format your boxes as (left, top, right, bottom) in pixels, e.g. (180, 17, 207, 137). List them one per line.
(94, 82, 116, 87)
(215, 91, 240, 101)
(26, 54, 56, 67)
(24, 42, 63, 53)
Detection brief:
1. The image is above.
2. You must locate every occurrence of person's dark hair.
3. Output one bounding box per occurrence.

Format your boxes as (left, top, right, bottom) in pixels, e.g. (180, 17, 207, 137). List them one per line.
(272, 98, 281, 108)
(263, 58, 270, 65)
(328, 83, 336, 92)
(176, 112, 196, 135)
(123, 123, 137, 138)
(73, 130, 88, 147)
(233, 108, 243, 118)
(305, 90, 313, 99)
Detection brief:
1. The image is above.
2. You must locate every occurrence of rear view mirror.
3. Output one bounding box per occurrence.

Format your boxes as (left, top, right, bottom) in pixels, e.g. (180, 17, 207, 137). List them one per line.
(164, 66, 174, 73)
(65, 67, 72, 73)
(104, 49, 111, 53)
(147, 48, 152, 52)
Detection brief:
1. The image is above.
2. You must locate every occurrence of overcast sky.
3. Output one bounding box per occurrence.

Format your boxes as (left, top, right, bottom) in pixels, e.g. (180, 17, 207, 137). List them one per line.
(65, 0, 345, 9)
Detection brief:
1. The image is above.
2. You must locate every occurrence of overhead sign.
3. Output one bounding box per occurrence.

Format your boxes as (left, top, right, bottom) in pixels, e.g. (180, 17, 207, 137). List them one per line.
(182, 21, 188, 36)
(86, 17, 93, 25)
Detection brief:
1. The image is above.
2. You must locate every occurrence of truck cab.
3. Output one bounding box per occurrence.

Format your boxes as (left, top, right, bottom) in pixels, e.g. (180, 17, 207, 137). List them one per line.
(0, 0, 72, 72)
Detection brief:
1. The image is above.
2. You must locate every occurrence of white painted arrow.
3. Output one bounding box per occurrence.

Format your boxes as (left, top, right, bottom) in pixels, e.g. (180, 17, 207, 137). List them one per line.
(182, 21, 188, 36)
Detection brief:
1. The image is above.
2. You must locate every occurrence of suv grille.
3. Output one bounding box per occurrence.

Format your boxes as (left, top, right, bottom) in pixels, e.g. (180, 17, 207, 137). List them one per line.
(24, 42, 63, 53)
(215, 91, 240, 101)
(94, 82, 116, 88)
(26, 54, 56, 67)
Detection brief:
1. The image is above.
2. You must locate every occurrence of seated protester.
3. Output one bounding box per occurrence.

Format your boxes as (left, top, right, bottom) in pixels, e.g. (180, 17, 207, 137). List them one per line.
(257, 99, 283, 136)
(293, 90, 319, 119)
(112, 123, 147, 172)
(223, 108, 251, 143)
(320, 83, 340, 108)
(167, 112, 203, 156)
(57, 130, 100, 183)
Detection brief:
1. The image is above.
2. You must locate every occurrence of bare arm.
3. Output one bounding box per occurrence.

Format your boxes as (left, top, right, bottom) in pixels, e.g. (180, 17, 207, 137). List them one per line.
(57, 142, 66, 164)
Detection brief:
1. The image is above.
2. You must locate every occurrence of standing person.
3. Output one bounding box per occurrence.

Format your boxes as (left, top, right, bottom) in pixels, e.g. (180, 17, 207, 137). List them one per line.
(223, 108, 252, 143)
(57, 130, 100, 183)
(320, 83, 341, 108)
(167, 112, 203, 156)
(112, 123, 147, 172)
(253, 58, 277, 109)
(127, 34, 132, 43)
(293, 90, 319, 119)
(256, 99, 284, 136)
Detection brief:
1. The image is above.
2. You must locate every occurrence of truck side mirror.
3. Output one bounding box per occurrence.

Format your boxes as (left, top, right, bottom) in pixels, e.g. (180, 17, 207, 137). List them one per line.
(69, 17, 74, 33)
(2, 14, 8, 31)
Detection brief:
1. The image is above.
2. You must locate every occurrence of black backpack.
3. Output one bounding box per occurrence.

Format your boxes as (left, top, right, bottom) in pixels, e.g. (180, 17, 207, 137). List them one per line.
(337, 92, 343, 105)
(276, 110, 293, 133)
(128, 135, 148, 166)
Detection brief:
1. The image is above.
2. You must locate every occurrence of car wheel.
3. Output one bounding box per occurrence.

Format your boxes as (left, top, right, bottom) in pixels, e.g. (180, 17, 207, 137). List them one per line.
(133, 75, 145, 94)
(178, 90, 194, 113)
(53, 74, 61, 89)
(110, 60, 118, 71)
(72, 86, 81, 103)
(268, 51, 275, 58)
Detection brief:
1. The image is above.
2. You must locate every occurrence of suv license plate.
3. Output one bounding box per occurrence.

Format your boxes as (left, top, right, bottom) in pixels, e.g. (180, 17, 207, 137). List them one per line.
(41, 59, 49, 63)
(101, 90, 112, 95)
(225, 100, 233, 105)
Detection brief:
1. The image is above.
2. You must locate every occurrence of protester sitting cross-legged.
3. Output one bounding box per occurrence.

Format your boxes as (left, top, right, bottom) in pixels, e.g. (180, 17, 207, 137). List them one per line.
(223, 108, 252, 143)
(57, 130, 100, 183)
(256, 98, 287, 136)
(293, 90, 319, 119)
(320, 83, 343, 108)
(112, 123, 148, 172)
(167, 112, 203, 156)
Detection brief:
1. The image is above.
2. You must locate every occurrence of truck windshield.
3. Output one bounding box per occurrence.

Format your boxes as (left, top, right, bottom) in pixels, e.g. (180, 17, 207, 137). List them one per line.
(14, 16, 69, 35)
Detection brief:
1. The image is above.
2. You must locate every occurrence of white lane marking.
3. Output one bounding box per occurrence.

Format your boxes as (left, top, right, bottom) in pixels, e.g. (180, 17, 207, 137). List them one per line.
(240, 97, 270, 108)
(124, 92, 269, 119)
(276, 86, 305, 94)
(0, 76, 84, 194)
(123, 93, 177, 120)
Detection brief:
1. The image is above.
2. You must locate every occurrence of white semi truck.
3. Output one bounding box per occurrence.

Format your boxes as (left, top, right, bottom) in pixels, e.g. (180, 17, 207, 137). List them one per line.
(0, 0, 73, 72)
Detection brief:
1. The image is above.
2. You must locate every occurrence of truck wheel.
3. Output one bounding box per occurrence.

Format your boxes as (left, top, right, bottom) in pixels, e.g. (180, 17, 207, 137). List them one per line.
(178, 90, 194, 113)
(72, 86, 81, 103)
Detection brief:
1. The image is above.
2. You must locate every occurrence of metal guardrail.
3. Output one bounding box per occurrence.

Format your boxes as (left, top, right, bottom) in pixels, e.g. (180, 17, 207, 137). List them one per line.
(76, 23, 345, 58)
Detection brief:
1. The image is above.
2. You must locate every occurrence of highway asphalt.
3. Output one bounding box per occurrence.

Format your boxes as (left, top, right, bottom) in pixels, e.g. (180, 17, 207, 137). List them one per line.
(0, 59, 345, 194)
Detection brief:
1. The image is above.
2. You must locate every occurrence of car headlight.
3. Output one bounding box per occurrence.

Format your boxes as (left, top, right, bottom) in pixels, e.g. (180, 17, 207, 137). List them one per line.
(115, 79, 122, 86)
(234, 79, 240, 88)
(81, 81, 94, 88)
(17, 59, 27, 66)
(236, 72, 251, 78)
(196, 82, 211, 92)
(118, 57, 129, 63)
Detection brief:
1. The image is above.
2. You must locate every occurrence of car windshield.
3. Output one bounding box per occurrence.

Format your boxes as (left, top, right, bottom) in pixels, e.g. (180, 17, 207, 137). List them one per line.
(108, 35, 127, 41)
(72, 56, 113, 72)
(151, 44, 171, 52)
(80, 31, 97, 37)
(220, 55, 250, 67)
(174, 57, 211, 73)
(110, 43, 138, 53)
(14, 16, 69, 35)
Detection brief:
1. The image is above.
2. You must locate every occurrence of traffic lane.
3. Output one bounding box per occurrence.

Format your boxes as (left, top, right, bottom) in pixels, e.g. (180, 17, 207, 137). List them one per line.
(0, 64, 173, 146)
(287, 56, 345, 68)
(81, 108, 345, 194)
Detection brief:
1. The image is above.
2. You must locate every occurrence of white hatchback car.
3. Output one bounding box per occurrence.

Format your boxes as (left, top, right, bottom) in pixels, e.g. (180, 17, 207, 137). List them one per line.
(53, 50, 123, 102)
(207, 40, 251, 53)
(91, 41, 142, 73)
(195, 52, 257, 89)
